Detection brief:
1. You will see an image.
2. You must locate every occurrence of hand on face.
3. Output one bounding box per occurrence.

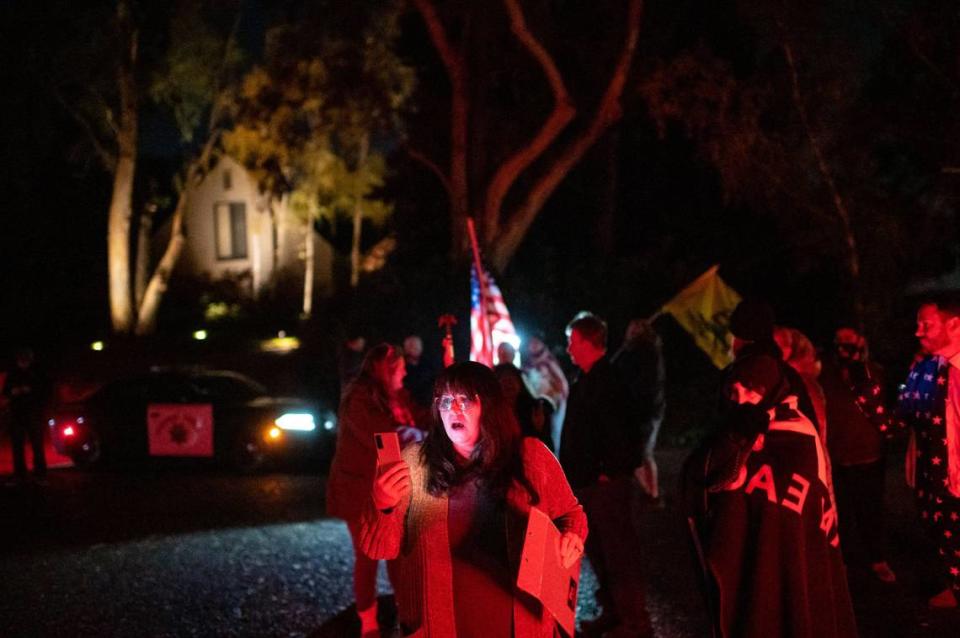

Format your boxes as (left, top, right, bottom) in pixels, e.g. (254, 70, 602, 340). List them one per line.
(373, 460, 411, 511)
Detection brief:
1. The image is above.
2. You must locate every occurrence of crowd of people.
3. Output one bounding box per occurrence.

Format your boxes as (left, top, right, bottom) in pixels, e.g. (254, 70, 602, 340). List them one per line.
(322, 293, 960, 637)
(7, 293, 960, 636)
(327, 313, 662, 637)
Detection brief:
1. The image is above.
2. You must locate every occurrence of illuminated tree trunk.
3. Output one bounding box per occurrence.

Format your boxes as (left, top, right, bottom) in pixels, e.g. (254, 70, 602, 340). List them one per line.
(134, 176, 190, 336)
(134, 207, 153, 308)
(135, 138, 215, 335)
(350, 134, 370, 287)
(302, 217, 315, 318)
(107, 0, 138, 333)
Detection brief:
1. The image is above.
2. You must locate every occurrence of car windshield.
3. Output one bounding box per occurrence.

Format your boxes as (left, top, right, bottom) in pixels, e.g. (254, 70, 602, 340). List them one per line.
(190, 372, 268, 400)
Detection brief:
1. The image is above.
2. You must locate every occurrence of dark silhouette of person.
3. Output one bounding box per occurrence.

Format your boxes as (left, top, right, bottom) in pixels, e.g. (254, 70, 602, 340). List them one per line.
(3, 347, 49, 482)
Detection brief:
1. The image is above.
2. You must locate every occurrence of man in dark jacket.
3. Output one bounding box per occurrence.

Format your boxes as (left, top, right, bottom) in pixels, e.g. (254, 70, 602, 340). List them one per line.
(559, 312, 650, 638)
(2, 348, 49, 482)
(612, 318, 665, 499)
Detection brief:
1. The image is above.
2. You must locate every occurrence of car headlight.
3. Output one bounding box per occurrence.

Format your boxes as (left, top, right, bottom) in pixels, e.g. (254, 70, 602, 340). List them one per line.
(275, 412, 316, 432)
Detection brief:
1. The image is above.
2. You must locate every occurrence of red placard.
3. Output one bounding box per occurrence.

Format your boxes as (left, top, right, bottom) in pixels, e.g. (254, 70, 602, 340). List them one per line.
(147, 403, 214, 457)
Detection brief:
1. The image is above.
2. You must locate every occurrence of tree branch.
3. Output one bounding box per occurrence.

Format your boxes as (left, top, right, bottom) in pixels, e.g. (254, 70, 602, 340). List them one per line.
(50, 86, 116, 173)
(491, 0, 643, 271)
(405, 143, 453, 199)
(482, 0, 576, 245)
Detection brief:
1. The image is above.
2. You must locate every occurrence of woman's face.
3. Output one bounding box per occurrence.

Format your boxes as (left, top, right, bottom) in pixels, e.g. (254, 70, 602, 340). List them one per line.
(438, 391, 482, 456)
(379, 357, 406, 393)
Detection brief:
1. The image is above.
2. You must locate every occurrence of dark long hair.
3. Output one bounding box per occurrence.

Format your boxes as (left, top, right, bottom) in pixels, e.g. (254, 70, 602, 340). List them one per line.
(350, 342, 403, 409)
(422, 361, 532, 499)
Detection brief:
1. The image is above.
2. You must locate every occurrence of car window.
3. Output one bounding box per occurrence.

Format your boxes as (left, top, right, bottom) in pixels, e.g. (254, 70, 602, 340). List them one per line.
(190, 373, 267, 401)
(102, 373, 194, 402)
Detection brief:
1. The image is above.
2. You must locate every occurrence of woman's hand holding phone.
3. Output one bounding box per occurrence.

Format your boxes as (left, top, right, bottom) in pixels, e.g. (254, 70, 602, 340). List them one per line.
(372, 461, 411, 511)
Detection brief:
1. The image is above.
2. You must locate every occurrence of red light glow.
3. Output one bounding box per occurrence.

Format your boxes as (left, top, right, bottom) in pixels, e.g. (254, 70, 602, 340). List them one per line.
(63, 426, 76, 437)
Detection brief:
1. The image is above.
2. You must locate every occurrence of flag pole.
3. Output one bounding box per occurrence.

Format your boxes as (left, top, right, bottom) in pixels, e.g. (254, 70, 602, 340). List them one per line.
(466, 217, 493, 365)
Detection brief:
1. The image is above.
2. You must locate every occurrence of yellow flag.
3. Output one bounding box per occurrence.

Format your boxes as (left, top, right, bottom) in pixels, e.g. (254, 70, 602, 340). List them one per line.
(662, 265, 741, 369)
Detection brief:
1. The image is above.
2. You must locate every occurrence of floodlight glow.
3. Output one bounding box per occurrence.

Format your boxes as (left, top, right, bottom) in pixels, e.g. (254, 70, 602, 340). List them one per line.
(275, 413, 316, 432)
(91, 341, 105, 351)
(261, 336, 301, 353)
(193, 330, 208, 341)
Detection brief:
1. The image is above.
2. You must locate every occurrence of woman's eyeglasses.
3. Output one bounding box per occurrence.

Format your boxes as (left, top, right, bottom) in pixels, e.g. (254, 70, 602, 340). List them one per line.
(436, 394, 476, 411)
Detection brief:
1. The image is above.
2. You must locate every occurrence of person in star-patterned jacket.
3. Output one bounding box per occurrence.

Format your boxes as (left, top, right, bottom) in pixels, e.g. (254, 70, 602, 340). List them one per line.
(897, 298, 960, 608)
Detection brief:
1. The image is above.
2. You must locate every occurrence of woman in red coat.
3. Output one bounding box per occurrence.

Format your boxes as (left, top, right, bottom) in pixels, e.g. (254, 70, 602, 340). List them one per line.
(326, 343, 423, 637)
(362, 361, 586, 637)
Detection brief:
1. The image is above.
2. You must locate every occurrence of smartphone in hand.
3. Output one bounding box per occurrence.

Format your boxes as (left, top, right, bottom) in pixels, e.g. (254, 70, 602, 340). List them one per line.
(375, 432, 402, 468)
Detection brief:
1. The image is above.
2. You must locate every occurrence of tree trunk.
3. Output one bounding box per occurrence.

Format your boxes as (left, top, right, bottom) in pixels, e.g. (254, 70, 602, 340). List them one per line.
(134, 139, 216, 335)
(412, 0, 470, 260)
(134, 185, 188, 336)
(302, 217, 315, 318)
(108, 0, 138, 333)
(490, 0, 642, 272)
(350, 134, 370, 288)
(595, 127, 620, 256)
(134, 206, 154, 308)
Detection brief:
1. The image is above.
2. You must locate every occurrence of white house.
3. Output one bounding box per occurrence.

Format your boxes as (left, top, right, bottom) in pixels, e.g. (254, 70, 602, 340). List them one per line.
(174, 155, 334, 301)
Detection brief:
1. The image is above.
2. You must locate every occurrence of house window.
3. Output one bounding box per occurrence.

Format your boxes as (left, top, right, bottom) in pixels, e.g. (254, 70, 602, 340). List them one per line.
(223, 169, 232, 190)
(214, 202, 248, 260)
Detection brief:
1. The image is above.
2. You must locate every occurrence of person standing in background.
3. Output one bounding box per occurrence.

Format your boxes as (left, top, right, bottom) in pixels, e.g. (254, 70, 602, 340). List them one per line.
(326, 344, 424, 637)
(560, 312, 651, 638)
(2, 347, 49, 484)
(612, 318, 665, 500)
(821, 326, 897, 584)
(898, 297, 960, 608)
(522, 334, 569, 455)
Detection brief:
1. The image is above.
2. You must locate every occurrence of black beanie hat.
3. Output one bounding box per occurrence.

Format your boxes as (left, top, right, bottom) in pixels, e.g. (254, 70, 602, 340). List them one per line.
(729, 299, 776, 342)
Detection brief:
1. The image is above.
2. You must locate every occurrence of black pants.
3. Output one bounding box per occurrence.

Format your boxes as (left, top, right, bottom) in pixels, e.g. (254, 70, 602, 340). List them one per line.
(579, 476, 652, 633)
(833, 458, 887, 563)
(9, 414, 47, 478)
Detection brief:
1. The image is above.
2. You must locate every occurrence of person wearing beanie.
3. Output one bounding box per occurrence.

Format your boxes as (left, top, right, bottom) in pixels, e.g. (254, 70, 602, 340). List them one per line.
(685, 353, 858, 637)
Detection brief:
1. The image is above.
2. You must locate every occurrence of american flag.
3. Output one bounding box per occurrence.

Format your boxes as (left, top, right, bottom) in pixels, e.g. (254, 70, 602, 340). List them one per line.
(470, 263, 520, 367)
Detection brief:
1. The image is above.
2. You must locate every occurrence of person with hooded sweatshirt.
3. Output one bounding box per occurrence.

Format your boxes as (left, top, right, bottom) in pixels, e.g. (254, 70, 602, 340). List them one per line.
(726, 299, 819, 433)
(684, 354, 858, 638)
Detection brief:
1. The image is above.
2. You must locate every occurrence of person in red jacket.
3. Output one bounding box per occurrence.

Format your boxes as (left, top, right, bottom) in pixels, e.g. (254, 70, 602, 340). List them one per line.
(326, 343, 423, 638)
(362, 361, 586, 637)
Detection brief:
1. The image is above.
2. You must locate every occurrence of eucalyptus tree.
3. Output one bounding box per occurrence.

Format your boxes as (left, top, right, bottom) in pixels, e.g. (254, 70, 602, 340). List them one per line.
(224, 0, 413, 312)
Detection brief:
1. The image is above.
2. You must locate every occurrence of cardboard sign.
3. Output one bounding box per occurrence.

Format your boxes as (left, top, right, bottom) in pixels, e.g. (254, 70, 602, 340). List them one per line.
(147, 403, 214, 457)
(517, 507, 581, 637)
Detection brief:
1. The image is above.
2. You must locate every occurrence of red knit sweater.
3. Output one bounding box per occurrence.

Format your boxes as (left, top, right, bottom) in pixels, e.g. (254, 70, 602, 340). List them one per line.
(359, 438, 588, 637)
